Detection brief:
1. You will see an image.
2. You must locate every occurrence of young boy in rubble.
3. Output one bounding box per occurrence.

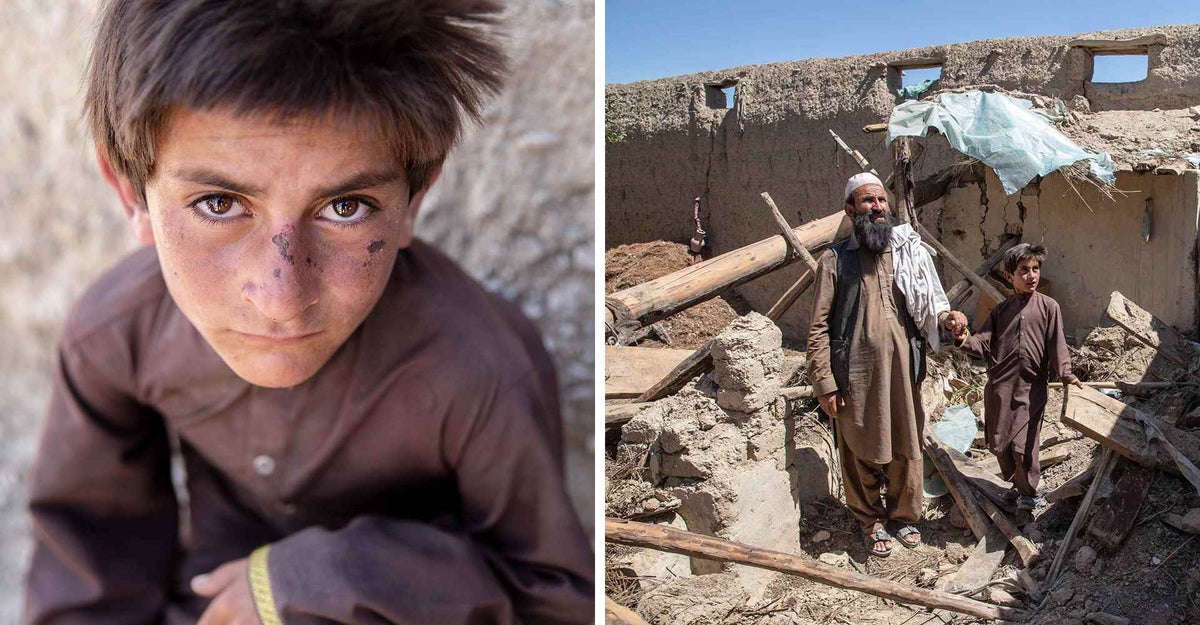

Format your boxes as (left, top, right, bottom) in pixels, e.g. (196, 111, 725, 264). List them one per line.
(953, 243, 1082, 511)
(24, 1, 593, 623)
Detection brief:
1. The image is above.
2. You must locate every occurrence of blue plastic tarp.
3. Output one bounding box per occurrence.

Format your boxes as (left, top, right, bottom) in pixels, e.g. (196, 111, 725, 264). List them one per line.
(888, 91, 1116, 195)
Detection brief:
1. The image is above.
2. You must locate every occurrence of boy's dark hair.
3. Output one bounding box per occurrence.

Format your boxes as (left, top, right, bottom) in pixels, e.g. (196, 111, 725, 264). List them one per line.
(1003, 243, 1047, 274)
(86, 0, 506, 196)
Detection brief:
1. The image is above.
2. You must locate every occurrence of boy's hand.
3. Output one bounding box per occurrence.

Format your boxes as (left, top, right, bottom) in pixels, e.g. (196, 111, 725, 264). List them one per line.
(941, 310, 967, 335)
(818, 391, 844, 418)
(193, 559, 260, 625)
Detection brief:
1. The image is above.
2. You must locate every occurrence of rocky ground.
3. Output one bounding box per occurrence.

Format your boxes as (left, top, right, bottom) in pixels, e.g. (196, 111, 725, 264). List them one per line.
(605, 251, 1200, 625)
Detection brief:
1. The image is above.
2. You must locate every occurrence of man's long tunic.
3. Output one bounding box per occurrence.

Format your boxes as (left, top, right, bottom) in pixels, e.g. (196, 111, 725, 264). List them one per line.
(808, 240, 924, 465)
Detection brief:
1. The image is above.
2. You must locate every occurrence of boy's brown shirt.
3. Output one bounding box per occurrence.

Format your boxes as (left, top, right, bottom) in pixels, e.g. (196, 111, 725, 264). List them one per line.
(25, 241, 593, 624)
(962, 291, 1073, 453)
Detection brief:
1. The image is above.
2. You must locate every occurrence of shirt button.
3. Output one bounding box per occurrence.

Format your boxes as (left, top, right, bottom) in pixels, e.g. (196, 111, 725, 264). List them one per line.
(253, 454, 276, 476)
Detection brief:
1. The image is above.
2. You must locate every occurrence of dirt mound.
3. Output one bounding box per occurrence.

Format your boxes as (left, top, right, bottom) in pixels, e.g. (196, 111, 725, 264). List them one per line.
(605, 241, 752, 350)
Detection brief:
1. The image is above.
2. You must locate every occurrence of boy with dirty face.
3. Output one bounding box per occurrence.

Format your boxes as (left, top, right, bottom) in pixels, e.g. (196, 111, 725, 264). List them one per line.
(24, 1, 593, 624)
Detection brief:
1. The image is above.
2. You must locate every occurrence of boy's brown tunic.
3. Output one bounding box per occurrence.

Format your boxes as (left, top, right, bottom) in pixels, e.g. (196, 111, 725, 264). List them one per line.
(25, 242, 593, 624)
(963, 291, 1072, 457)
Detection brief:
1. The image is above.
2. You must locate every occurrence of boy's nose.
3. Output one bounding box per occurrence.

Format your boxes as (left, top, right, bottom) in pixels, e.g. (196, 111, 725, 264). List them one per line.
(243, 226, 319, 324)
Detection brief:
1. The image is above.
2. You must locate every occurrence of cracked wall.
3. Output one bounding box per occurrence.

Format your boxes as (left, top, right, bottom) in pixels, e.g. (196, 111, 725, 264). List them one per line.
(606, 24, 1200, 339)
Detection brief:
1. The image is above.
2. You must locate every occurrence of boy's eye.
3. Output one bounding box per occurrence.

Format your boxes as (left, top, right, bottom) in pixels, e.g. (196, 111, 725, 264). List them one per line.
(191, 194, 246, 220)
(318, 198, 375, 224)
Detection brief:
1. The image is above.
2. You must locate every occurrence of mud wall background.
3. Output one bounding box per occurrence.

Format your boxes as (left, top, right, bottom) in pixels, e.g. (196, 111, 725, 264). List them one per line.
(606, 25, 1200, 340)
(0, 0, 594, 619)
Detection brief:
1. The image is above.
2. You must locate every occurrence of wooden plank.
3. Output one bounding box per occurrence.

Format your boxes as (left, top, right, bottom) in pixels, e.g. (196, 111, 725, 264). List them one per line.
(604, 211, 852, 329)
(606, 402, 653, 428)
(1047, 448, 1117, 585)
(606, 346, 696, 399)
(605, 518, 1026, 621)
(633, 344, 713, 403)
(1104, 291, 1200, 376)
(936, 532, 1008, 594)
(1060, 384, 1200, 481)
(1069, 34, 1168, 54)
(1086, 457, 1155, 549)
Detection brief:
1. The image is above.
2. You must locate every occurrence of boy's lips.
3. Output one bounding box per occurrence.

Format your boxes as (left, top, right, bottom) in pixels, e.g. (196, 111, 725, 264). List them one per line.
(232, 330, 323, 345)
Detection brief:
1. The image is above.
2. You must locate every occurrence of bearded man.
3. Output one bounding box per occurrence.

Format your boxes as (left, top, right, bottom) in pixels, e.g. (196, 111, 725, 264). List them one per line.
(807, 173, 967, 557)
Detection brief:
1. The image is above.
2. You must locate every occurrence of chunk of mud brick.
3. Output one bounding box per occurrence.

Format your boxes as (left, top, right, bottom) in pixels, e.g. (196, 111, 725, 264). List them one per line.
(1050, 585, 1076, 605)
(622, 406, 665, 444)
(1074, 545, 1097, 573)
(944, 542, 971, 563)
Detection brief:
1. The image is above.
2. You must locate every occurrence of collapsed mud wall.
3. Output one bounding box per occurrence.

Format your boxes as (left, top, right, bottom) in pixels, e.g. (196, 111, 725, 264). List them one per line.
(607, 25, 1200, 339)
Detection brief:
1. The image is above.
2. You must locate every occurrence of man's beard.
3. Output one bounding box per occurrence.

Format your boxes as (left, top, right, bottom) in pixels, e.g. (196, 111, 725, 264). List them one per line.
(853, 211, 894, 254)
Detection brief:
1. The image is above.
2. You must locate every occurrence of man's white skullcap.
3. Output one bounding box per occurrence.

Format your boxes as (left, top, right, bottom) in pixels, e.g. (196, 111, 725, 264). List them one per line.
(844, 172, 884, 201)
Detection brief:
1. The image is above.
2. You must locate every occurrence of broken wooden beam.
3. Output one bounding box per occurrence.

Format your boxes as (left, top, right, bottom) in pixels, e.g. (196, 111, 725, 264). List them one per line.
(943, 235, 1021, 306)
(1086, 457, 1155, 549)
(975, 490, 1040, 566)
(830, 129, 876, 175)
(1105, 291, 1200, 378)
(605, 518, 1026, 621)
(914, 223, 1006, 306)
(1046, 464, 1097, 503)
(862, 122, 888, 133)
(762, 270, 816, 321)
(604, 211, 851, 331)
(926, 433, 995, 541)
(1047, 447, 1117, 585)
(762, 192, 819, 271)
(1060, 383, 1200, 493)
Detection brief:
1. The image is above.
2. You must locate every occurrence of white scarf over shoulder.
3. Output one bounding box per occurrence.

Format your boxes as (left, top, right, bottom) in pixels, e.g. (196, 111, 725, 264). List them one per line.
(890, 223, 949, 350)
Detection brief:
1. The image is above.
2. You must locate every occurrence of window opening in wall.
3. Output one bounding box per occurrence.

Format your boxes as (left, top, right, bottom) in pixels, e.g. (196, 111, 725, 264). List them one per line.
(897, 65, 941, 99)
(1090, 53, 1148, 83)
(704, 80, 738, 109)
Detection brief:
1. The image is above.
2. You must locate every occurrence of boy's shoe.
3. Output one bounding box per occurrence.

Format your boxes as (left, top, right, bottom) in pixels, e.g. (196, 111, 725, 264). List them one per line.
(1016, 494, 1047, 511)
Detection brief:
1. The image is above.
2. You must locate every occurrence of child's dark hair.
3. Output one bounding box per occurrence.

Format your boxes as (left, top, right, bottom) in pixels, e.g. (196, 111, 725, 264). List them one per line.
(86, 0, 506, 196)
(1003, 243, 1047, 274)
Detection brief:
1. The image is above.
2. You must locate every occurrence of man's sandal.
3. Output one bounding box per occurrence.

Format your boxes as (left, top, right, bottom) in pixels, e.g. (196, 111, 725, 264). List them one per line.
(891, 524, 922, 548)
(864, 528, 893, 558)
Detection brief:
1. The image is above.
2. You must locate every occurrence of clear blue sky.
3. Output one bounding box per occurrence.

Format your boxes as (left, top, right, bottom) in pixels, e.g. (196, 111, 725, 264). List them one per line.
(606, 1, 1200, 84)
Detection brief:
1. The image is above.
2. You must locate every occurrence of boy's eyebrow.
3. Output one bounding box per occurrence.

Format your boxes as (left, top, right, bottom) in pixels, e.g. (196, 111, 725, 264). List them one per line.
(313, 170, 406, 198)
(165, 168, 405, 198)
(168, 167, 266, 196)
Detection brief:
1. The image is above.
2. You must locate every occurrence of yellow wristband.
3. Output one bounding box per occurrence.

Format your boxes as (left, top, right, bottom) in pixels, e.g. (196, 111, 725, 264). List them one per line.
(248, 546, 282, 625)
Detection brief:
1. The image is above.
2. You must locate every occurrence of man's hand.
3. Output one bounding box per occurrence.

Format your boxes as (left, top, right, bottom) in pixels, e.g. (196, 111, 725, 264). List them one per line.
(1064, 375, 1084, 389)
(818, 391, 844, 418)
(193, 558, 260, 625)
(941, 310, 967, 336)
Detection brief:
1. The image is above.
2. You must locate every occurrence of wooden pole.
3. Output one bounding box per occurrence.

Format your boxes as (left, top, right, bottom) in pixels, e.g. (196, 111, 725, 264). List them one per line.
(762, 192, 819, 271)
(914, 223, 1007, 305)
(605, 519, 1026, 621)
(1047, 446, 1117, 585)
(975, 488, 1040, 566)
(604, 211, 850, 330)
(944, 235, 1021, 306)
(925, 434, 995, 541)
